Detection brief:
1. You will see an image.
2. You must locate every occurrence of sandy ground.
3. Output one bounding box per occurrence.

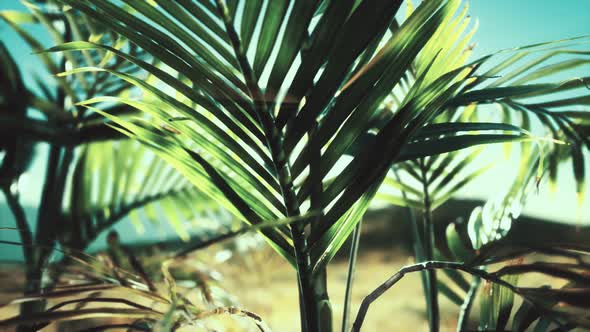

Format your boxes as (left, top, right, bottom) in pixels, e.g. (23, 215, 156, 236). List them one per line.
(0, 245, 573, 332)
(213, 249, 461, 332)
(1, 248, 465, 332)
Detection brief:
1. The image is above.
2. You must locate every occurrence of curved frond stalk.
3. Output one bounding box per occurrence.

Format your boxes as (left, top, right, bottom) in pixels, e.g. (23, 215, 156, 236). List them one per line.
(351, 261, 517, 332)
(352, 254, 590, 332)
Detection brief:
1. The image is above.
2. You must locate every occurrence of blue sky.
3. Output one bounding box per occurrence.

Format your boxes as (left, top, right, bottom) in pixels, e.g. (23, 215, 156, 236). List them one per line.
(1, 0, 589, 225)
(470, 0, 589, 58)
(454, 0, 590, 223)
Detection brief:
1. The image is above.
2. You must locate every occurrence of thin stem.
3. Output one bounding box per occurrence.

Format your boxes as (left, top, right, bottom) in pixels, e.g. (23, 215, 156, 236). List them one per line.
(456, 277, 481, 332)
(37, 147, 74, 266)
(394, 169, 430, 311)
(419, 159, 439, 332)
(309, 126, 332, 332)
(16, 144, 61, 332)
(19, 25, 70, 328)
(36, 16, 73, 264)
(342, 221, 362, 332)
(352, 261, 517, 332)
(34, 144, 61, 264)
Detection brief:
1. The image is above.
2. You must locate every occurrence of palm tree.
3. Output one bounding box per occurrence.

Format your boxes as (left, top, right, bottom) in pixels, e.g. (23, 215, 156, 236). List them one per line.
(39, 0, 590, 330)
(369, 4, 590, 329)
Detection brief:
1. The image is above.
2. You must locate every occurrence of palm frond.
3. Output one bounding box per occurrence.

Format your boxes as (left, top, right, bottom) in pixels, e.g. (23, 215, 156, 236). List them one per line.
(59, 139, 223, 250)
(51, 2, 589, 316)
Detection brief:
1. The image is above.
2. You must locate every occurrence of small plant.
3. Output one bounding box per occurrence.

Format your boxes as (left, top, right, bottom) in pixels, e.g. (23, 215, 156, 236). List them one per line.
(1, 231, 270, 331)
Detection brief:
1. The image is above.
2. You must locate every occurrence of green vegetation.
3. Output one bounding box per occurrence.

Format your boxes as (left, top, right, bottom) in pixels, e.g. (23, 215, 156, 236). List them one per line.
(1, 0, 589, 331)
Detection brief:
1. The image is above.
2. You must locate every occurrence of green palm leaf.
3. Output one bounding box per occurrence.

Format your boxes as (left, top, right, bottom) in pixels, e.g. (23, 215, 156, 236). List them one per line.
(52, 0, 590, 276)
(61, 140, 221, 250)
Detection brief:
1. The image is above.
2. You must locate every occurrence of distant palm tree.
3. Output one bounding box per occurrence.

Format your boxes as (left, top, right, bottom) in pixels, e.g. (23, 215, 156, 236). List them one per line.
(0, 4, 215, 330)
